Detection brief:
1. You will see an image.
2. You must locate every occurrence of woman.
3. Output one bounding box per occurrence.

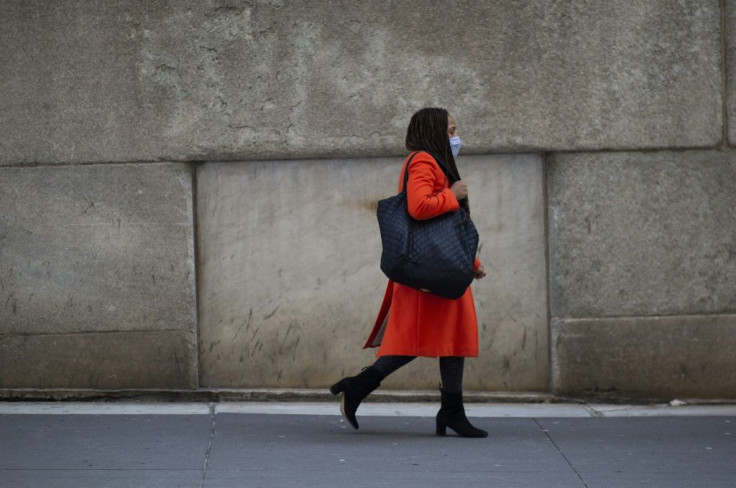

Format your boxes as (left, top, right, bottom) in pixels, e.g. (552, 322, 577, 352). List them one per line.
(330, 107, 487, 438)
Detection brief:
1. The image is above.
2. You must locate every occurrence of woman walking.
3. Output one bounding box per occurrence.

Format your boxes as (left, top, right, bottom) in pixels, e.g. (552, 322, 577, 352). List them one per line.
(330, 107, 487, 438)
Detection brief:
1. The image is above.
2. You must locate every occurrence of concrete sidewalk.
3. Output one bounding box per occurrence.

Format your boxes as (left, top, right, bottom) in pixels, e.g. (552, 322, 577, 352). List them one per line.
(1, 402, 735, 488)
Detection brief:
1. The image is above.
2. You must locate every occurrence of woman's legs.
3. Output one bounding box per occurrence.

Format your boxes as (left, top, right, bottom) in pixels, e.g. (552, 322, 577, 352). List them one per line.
(330, 355, 415, 430)
(332, 355, 486, 436)
(439, 356, 464, 393)
(436, 356, 487, 438)
(373, 355, 416, 378)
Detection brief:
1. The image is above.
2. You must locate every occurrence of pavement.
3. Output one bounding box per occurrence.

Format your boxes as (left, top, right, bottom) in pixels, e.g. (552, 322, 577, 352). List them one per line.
(1, 401, 735, 488)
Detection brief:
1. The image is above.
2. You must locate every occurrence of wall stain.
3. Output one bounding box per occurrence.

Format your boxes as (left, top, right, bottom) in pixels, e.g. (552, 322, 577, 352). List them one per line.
(6, 295, 17, 314)
(249, 340, 263, 357)
(263, 304, 280, 320)
(233, 308, 253, 341)
(501, 355, 511, 375)
(361, 200, 379, 213)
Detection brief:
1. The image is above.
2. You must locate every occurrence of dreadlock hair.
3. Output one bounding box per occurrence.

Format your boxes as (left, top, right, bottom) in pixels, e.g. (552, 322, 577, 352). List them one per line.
(405, 107, 469, 214)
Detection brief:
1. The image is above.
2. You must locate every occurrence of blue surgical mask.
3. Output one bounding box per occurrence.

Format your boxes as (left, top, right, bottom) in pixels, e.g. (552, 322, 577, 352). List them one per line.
(449, 135, 462, 157)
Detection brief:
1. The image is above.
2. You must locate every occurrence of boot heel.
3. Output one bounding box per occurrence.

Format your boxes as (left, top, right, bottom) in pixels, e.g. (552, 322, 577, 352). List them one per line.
(329, 367, 383, 431)
(436, 416, 447, 436)
(436, 388, 488, 438)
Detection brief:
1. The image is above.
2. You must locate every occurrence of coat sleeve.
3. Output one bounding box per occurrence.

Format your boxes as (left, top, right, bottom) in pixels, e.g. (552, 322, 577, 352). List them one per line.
(406, 156, 459, 221)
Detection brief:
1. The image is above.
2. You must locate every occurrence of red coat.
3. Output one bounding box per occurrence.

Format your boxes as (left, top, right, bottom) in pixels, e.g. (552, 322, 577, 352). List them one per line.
(364, 151, 481, 357)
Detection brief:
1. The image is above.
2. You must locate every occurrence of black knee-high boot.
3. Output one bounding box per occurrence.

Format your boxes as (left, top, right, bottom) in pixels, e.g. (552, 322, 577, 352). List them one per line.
(436, 388, 488, 438)
(329, 367, 383, 430)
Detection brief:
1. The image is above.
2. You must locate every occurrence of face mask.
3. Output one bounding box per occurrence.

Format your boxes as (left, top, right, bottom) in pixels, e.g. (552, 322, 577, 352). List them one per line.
(449, 135, 462, 157)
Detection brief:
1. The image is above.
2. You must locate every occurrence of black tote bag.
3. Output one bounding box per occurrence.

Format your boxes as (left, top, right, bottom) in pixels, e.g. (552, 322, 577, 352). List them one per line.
(377, 152, 479, 300)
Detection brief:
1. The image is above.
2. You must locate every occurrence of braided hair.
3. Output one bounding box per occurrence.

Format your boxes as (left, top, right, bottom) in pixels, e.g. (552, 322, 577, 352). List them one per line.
(405, 107, 469, 214)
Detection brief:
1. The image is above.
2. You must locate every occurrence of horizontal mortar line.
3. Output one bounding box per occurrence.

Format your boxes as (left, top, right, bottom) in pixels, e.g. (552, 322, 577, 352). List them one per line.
(544, 143, 733, 156)
(0, 159, 192, 168)
(0, 328, 190, 338)
(0, 468, 204, 472)
(0, 388, 554, 399)
(4, 388, 734, 406)
(1, 144, 734, 169)
(553, 311, 736, 321)
(66, 222, 191, 226)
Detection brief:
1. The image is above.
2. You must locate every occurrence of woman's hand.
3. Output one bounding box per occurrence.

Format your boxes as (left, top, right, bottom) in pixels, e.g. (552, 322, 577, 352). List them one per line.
(450, 180, 468, 200)
(474, 265, 486, 280)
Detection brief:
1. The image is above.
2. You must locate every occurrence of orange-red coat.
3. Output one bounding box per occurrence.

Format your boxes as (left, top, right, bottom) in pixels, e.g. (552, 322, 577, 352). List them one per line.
(364, 151, 481, 357)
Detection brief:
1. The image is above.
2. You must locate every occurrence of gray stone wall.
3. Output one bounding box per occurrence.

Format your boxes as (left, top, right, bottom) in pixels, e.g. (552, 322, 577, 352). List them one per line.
(548, 151, 736, 398)
(1, 0, 735, 399)
(0, 164, 197, 388)
(196, 155, 547, 390)
(549, 151, 736, 318)
(552, 316, 736, 399)
(0, 0, 723, 165)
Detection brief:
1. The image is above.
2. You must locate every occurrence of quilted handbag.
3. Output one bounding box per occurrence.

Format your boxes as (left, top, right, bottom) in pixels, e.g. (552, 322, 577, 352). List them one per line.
(377, 152, 479, 300)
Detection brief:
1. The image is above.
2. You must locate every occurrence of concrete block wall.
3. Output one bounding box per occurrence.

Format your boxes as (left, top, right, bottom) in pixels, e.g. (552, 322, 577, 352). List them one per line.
(0, 164, 198, 388)
(1, 0, 734, 399)
(548, 151, 736, 398)
(0, 0, 724, 164)
(196, 155, 547, 391)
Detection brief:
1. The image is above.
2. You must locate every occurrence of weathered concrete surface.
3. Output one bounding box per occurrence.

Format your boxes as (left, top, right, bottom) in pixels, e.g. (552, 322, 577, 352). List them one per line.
(552, 315, 736, 399)
(197, 155, 547, 390)
(3, 412, 736, 488)
(0, 330, 197, 389)
(548, 150, 736, 318)
(728, 0, 736, 146)
(0, 163, 197, 388)
(0, 0, 722, 165)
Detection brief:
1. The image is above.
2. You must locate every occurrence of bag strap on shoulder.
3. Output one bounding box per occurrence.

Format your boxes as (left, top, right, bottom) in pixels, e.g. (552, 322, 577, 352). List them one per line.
(401, 151, 457, 193)
(401, 151, 421, 193)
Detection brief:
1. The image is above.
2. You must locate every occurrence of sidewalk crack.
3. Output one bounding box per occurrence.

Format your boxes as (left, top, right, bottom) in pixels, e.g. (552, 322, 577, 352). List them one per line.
(199, 403, 217, 488)
(584, 404, 604, 417)
(534, 418, 589, 488)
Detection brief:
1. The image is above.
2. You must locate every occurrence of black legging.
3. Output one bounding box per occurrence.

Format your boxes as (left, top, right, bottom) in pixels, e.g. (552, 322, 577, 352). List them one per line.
(372, 355, 465, 393)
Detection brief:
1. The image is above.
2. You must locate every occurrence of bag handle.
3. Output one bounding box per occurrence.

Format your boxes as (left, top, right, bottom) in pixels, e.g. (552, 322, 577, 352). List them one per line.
(400, 151, 421, 193)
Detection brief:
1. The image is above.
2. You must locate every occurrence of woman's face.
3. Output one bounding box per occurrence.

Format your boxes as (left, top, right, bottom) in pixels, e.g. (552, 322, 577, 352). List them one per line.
(447, 114, 458, 138)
